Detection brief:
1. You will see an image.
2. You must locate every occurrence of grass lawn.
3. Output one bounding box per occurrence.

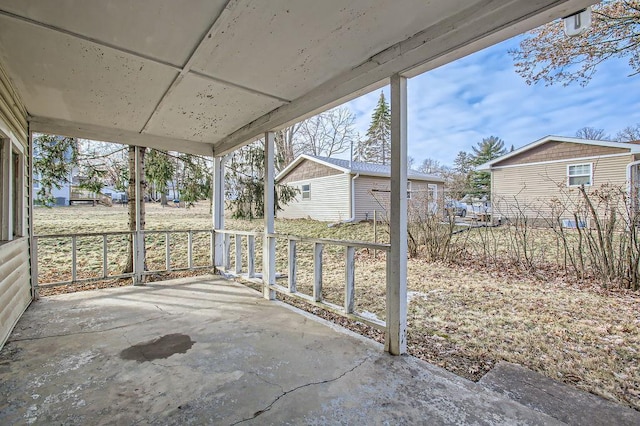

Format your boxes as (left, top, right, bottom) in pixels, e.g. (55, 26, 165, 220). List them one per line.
(34, 203, 640, 411)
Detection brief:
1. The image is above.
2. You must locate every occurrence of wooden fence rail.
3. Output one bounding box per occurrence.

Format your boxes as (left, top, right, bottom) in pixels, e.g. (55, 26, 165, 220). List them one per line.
(35, 228, 390, 332)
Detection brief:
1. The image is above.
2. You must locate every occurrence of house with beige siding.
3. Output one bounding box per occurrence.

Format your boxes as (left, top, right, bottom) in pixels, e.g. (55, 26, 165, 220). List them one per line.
(478, 136, 640, 221)
(276, 155, 445, 222)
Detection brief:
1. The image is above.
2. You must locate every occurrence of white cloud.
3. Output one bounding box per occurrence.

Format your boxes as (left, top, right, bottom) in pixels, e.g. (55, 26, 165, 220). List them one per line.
(344, 36, 640, 166)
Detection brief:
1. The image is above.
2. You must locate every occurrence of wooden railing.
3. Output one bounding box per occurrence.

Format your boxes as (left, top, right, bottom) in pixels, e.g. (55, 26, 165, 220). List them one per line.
(214, 229, 390, 330)
(33, 229, 215, 288)
(34, 228, 389, 330)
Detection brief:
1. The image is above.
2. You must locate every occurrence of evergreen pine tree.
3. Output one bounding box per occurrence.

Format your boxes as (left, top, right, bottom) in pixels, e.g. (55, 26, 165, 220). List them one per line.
(469, 136, 507, 198)
(359, 91, 391, 165)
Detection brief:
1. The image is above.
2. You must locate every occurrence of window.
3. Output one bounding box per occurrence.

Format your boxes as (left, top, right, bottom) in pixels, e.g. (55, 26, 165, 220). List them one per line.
(568, 163, 592, 186)
(428, 184, 437, 203)
(1, 137, 24, 241)
(301, 184, 310, 200)
(407, 181, 412, 199)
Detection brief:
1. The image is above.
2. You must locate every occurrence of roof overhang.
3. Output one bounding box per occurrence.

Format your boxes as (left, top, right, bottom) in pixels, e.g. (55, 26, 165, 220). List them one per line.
(0, 0, 597, 156)
(478, 135, 640, 170)
(276, 154, 446, 183)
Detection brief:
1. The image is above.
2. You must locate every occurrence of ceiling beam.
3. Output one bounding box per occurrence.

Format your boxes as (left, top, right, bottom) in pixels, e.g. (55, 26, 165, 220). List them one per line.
(214, 0, 597, 156)
(29, 116, 214, 156)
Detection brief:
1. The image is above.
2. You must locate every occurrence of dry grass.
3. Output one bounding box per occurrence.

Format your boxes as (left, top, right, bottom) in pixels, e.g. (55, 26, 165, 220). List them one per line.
(34, 203, 640, 411)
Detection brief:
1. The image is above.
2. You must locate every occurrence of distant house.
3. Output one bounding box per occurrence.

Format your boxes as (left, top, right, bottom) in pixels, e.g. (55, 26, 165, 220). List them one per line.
(478, 136, 640, 220)
(276, 155, 445, 222)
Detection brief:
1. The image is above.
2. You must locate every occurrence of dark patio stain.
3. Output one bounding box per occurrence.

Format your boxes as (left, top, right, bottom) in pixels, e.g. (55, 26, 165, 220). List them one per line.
(120, 333, 195, 362)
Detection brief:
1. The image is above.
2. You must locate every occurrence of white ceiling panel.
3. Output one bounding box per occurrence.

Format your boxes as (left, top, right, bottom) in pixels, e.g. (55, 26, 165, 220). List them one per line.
(0, 15, 177, 132)
(0, 0, 598, 155)
(144, 74, 286, 143)
(0, 0, 227, 67)
(191, 0, 470, 101)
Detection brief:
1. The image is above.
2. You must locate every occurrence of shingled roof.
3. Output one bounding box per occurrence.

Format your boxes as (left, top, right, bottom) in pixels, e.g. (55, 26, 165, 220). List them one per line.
(276, 154, 445, 182)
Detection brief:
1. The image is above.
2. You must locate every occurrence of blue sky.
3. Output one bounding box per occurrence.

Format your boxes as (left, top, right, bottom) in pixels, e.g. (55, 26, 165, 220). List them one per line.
(345, 36, 640, 167)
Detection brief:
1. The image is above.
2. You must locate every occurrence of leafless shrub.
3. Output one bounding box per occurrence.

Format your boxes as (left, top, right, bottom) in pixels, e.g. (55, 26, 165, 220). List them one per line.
(548, 184, 640, 290)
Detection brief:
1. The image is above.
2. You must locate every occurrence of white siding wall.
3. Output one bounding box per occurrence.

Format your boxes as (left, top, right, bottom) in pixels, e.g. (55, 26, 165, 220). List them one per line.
(354, 177, 442, 222)
(0, 61, 31, 349)
(278, 174, 351, 221)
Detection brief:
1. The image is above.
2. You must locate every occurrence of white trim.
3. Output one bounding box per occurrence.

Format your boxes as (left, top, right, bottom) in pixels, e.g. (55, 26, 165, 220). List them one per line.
(428, 183, 438, 200)
(407, 181, 412, 200)
(567, 162, 593, 187)
(487, 152, 632, 170)
(478, 135, 640, 170)
(1, 137, 25, 241)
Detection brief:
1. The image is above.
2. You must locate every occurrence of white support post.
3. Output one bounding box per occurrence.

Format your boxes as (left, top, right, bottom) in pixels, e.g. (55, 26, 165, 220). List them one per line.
(212, 155, 225, 268)
(386, 74, 408, 355)
(313, 242, 323, 302)
(263, 131, 276, 299)
(345, 246, 355, 313)
(288, 239, 297, 293)
(133, 146, 145, 285)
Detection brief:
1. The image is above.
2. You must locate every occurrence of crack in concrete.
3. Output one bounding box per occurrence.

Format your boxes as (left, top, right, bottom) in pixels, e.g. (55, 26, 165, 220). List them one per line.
(247, 371, 285, 393)
(231, 356, 371, 425)
(6, 316, 167, 343)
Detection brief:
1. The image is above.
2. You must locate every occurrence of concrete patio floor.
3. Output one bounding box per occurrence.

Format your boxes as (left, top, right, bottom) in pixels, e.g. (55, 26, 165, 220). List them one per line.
(0, 276, 637, 425)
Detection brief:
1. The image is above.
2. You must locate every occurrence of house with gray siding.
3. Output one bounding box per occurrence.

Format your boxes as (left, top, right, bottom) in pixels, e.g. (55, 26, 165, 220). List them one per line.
(478, 136, 640, 220)
(276, 155, 445, 222)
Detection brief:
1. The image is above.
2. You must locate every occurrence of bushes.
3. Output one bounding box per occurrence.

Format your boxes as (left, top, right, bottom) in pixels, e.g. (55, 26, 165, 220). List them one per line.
(396, 184, 640, 290)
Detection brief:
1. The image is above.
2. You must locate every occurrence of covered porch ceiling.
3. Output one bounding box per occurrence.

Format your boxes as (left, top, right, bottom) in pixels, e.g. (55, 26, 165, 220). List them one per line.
(0, 0, 597, 156)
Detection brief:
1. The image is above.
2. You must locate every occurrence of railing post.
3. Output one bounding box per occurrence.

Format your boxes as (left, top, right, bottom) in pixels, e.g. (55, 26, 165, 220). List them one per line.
(288, 239, 297, 293)
(313, 242, 323, 302)
(247, 235, 255, 278)
(71, 235, 77, 282)
(263, 131, 276, 300)
(166, 232, 171, 270)
(214, 229, 216, 272)
(386, 74, 408, 355)
(345, 246, 355, 313)
(188, 230, 194, 269)
(224, 233, 231, 271)
(235, 234, 242, 274)
(102, 235, 108, 278)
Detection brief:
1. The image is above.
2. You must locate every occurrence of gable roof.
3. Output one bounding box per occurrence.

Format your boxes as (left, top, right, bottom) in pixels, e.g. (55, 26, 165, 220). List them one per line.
(477, 135, 640, 170)
(276, 154, 445, 182)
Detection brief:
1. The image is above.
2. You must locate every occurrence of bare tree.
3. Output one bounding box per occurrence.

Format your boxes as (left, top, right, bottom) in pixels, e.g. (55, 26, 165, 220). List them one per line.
(511, 1, 640, 87)
(616, 123, 640, 141)
(575, 127, 611, 140)
(275, 122, 302, 170)
(297, 106, 357, 158)
(418, 158, 449, 176)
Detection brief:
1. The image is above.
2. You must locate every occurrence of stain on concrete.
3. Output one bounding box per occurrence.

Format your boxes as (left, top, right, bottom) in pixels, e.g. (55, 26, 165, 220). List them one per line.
(120, 334, 194, 362)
